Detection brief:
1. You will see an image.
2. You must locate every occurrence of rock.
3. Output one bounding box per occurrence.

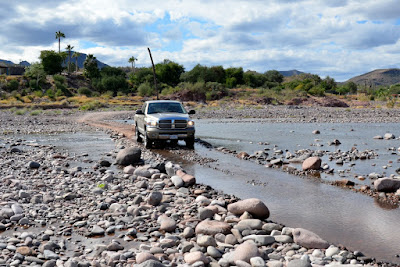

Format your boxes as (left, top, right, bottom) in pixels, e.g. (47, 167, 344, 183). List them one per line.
(16, 246, 33, 255)
(312, 130, 320, 134)
(136, 252, 158, 264)
(326, 245, 340, 257)
(115, 147, 141, 166)
(88, 225, 105, 236)
(228, 198, 270, 219)
(302, 157, 321, 171)
(373, 135, 383, 139)
(123, 165, 135, 174)
(207, 246, 223, 258)
(197, 235, 216, 247)
(159, 215, 176, 232)
(11, 204, 23, 215)
(237, 219, 263, 230)
(231, 240, 260, 264)
(287, 259, 311, 267)
(250, 257, 266, 267)
(195, 220, 232, 235)
(170, 175, 184, 187)
(242, 235, 275, 246)
(237, 152, 250, 159)
(292, 228, 329, 249)
(27, 161, 40, 169)
(184, 251, 209, 265)
(136, 260, 166, 267)
(147, 191, 163, 206)
(134, 166, 152, 178)
(198, 207, 215, 220)
(384, 133, 395, 140)
(181, 174, 196, 186)
(374, 178, 400, 192)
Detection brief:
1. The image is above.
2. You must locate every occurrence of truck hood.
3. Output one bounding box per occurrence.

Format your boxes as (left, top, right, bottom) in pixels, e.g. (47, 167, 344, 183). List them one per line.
(147, 113, 190, 120)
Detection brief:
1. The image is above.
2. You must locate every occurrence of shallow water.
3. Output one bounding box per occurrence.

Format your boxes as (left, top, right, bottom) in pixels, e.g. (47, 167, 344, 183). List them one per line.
(190, 119, 400, 263)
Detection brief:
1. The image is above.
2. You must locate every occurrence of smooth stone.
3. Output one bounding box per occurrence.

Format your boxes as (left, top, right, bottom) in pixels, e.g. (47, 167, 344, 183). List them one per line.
(207, 246, 222, 258)
(250, 256, 265, 267)
(237, 219, 263, 230)
(273, 235, 293, 243)
(231, 240, 260, 264)
(243, 235, 275, 246)
(197, 235, 216, 247)
(302, 156, 321, 170)
(228, 198, 270, 219)
(184, 251, 209, 265)
(136, 252, 158, 264)
(292, 228, 329, 249)
(195, 220, 231, 235)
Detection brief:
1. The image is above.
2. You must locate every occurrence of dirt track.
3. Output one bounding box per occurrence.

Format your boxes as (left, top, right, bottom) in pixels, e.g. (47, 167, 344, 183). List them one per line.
(78, 111, 136, 139)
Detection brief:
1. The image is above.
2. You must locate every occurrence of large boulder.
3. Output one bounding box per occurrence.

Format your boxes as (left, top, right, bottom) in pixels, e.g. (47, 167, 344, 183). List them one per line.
(374, 178, 400, 192)
(227, 198, 270, 219)
(195, 220, 231, 235)
(302, 157, 321, 171)
(292, 228, 329, 249)
(115, 147, 141, 166)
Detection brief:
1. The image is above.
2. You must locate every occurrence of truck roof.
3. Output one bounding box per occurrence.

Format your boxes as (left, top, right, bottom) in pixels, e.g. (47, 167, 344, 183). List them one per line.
(145, 100, 182, 104)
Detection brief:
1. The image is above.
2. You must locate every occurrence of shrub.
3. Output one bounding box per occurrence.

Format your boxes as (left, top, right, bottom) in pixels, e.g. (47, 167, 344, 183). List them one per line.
(15, 109, 27, 115)
(6, 79, 19, 92)
(30, 110, 42, 116)
(53, 74, 66, 84)
(78, 87, 93, 97)
(79, 100, 107, 111)
(138, 82, 154, 97)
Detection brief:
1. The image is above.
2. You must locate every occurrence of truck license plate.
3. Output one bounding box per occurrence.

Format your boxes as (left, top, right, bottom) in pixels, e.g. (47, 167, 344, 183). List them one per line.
(170, 135, 178, 140)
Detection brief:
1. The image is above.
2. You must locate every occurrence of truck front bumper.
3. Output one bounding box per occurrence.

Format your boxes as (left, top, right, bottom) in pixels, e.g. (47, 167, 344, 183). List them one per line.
(146, 127, 195, 140)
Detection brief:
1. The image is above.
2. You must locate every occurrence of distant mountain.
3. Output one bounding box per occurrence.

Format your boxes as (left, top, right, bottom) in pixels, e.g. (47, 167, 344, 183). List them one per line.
(64, 51, 108, 69)
(279, 69, 304, 77)
(0, 59, 17, 66)
(347, 68, 400, 86)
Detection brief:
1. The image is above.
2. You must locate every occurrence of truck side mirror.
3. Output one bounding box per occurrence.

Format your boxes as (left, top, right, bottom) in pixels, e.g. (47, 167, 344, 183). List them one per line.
(136, 109, 144, 115)
(188, 110, 196, 115)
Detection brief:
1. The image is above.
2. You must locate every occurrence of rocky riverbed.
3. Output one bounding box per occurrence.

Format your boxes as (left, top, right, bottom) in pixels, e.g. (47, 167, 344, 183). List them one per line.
(0, 107, 398, 266)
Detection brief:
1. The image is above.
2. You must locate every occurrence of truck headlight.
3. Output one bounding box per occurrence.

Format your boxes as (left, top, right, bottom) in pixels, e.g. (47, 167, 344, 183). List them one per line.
(188, 120, 195, 127)
(146, 120, 158, 127)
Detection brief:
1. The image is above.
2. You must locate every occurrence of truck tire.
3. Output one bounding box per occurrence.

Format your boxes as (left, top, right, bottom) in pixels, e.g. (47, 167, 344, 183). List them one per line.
(135, 124, 142, 143)
(144, 131, 152, 149)
(185, 137, 195, 149)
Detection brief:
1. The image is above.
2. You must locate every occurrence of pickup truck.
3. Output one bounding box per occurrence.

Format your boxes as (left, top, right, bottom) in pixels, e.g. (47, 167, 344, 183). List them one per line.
(134, 100, 196, 148)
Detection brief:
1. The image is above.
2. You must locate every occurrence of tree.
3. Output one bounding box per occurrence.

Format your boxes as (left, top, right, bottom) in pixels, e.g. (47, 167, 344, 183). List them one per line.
(155, 59, 184, 87)
(39, 50, 64, 75)
(24, 63, 46, 89)
(55, 31, 65, 53)
(265, 70, 284, 84)
(65, 44, 74, 73)
(72, 52, 81, 72)
(84, 54, 99, 80)
(128, 56, 137, 72)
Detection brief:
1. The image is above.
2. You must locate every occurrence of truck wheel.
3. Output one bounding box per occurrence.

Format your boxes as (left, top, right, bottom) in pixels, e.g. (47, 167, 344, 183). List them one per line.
(185, 137, 195, 149)
(135, 125, 142, 143)
(144, 132, 152, 149)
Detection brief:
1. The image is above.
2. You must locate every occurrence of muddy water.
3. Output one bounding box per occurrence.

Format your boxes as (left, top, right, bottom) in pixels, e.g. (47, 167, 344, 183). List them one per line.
(190, 119, 400, 264)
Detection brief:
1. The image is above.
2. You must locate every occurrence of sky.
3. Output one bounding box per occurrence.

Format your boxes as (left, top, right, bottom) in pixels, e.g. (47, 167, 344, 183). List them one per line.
(1, 0, 400, 82)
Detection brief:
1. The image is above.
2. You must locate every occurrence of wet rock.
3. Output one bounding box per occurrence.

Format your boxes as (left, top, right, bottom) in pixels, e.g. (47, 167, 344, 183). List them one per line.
(237, 152, 250, 159)
(302, 157, 321, 171)
(374, 178, 400, 192)
(228, 198, 270, 219)
(312, 130, 320, 134)
(116, 147, 141, 166)
(384, 133, 395, 140)
(292, 228, 329, 249)
(27, 161, 40, 169)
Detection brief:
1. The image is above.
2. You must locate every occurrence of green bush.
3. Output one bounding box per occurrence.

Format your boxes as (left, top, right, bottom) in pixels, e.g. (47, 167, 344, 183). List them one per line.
(45, 89, 55, 100)
(78, 87, 93, 97)
(6, 80, 19, 92)
(79, 100, 107, 111)
(138, 82, 154, 97)
(53, 74, 66, 84)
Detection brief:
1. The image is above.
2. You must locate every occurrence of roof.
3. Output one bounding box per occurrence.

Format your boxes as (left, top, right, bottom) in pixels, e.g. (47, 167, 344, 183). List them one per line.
(145, 100, 182, 104)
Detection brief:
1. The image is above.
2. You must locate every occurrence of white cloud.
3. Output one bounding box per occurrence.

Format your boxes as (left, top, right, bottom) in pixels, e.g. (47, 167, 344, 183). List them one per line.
(1, 0, 400, 81)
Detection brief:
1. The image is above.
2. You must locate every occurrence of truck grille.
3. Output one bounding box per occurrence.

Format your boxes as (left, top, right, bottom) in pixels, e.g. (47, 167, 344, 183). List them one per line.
(159, 119, 187, 129)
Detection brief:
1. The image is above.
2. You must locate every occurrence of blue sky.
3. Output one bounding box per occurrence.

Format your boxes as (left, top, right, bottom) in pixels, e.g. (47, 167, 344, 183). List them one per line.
(1, 0, 400, 81)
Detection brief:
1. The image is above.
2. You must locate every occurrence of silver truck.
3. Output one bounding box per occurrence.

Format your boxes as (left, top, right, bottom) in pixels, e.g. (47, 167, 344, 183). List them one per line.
(134, 100, 196, 148)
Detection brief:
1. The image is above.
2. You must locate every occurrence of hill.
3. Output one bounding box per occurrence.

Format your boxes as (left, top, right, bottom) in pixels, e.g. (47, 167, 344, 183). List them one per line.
(347, 68, 400, 86)
(279, 69, 304, 77)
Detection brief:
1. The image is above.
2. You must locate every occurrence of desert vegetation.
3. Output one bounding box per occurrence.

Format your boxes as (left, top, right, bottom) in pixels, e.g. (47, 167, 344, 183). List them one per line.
(1, 30, 400, 110)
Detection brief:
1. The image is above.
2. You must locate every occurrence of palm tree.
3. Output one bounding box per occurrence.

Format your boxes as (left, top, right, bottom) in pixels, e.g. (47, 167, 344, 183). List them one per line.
(128, 56, 137, 73)
(65, 44, 74, 73)
(72, 52, 81, 73)
(55, 31, 65, 53)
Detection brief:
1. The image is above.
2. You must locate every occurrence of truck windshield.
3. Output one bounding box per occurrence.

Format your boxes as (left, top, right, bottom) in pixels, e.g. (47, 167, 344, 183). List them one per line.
(147, 103, 186, 114)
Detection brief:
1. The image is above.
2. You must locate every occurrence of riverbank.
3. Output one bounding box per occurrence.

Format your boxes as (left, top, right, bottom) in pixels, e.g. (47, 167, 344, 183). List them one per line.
(0, 107, 398, 266)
